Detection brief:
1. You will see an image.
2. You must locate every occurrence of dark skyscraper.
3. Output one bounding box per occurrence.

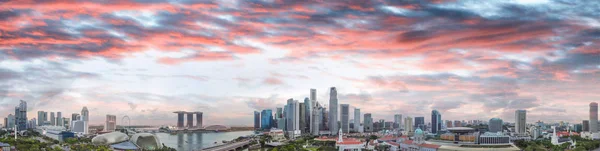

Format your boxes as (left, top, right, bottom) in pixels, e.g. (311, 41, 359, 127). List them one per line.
(254, 111, 260, 130)
(583, 120, 590, 132)
(414, 117, 425, 130)
(261, 109, 272, 130)
(432, 110, 441, 134)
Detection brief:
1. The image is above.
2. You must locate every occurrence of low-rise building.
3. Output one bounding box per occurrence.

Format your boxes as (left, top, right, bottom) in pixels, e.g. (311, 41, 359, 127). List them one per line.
(400, 128, 440, 151)
(478, 132, 510, 144)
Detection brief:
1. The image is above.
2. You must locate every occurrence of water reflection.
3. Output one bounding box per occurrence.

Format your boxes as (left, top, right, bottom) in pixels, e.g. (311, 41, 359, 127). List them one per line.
(155, 131, 254, 151)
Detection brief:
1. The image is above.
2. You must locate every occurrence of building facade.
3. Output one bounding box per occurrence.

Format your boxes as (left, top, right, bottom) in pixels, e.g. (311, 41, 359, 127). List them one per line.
(57, 112, 63, 127)
(583, 120, 590, 132)
(329, 87, 338, 135)
(515, 110, 527, 134)
(590, 102, 598, 133)
(340, 104, 349, 133)
(15, 100, 27, 130)
(479, 132, 510, 144)
(254, 111, 260, 130)
(489, 118, 503, 133)
(261, 109, 273, 130)
(432, 110, 441, 134)
(81, 107, 89, 134)
(414, 117, 425, 131)
(405, 117, 413, 132)
(394, 114, 402, 128)
(105, 114, 116, 132)
(364, 113, 373, 132)
(37, 111, 47, 126)
(354, 108, 360, 132)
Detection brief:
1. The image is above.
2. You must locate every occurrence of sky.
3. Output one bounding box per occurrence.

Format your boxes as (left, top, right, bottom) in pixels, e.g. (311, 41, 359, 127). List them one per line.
(0, 0, 598, 127)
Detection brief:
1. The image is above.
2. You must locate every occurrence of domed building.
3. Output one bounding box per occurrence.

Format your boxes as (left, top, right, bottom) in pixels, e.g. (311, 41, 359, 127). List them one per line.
(400, 128, 441, 151)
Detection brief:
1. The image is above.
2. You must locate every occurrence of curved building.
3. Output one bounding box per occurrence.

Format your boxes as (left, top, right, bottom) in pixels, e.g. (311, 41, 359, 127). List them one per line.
(590, 102, 598, 133)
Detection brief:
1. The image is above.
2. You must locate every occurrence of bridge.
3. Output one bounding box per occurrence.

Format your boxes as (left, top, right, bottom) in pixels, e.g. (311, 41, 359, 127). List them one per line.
(201, 140, 252, 151)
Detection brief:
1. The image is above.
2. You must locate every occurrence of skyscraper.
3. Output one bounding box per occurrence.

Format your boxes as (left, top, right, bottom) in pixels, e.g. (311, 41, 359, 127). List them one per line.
(310, 88, 318, 134)
(329, 87, 338, 135)
(261, 109, 273, 130)
(394, 114, 402, 128)
(354, 108, 360, 132)
(286, 99, 299, 132)
(276, 107, 285, 130)
(57, 112, 63, 127)
(81, 107, 89, 134)
(489, 118, 503, 133)
(254, 111, 261, 130)
(50, 112, 56, 126)
(6, 114, 14, 129)
(37, 111, 47, 126)
(105, 114, 116, 132)
(15, 100, 27, 130)
(515, 110, 527, 134)
(364, 113, 373, 132)
(590, 102, 598, 133)
(304, 97, 311, 133)
(72, 113, 80, 121)
(312, 105, 322, 135)
(583, 120, 590, 132)
(299, 103, 306, 133)
(414, 117, 425, 130)
(405, 117, 413, 132)
(340, 104, 349, 133)
(432, 110, 441, 134)
(310, 89, 317, 102)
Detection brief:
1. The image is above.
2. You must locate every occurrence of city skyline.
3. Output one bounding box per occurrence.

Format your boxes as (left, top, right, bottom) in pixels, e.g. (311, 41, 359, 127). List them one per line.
(0, 0, 599, 126)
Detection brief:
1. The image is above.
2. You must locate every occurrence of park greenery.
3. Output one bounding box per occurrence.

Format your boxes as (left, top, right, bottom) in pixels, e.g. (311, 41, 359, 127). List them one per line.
(514, 136, 600, 151)
(0, 129, 176, 151)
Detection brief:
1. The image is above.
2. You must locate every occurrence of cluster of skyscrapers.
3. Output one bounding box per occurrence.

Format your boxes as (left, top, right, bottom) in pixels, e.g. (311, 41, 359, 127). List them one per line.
(252, 87, 457, 138)
(2, 100, 97, 134)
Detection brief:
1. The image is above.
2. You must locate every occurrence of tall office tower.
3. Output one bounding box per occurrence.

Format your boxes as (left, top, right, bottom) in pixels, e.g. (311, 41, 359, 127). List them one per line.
(364, 113, 373, 132)
(276, 107, 285, 129)
(15, 100, 27, 130)
(394, 114, 402, 128)
(57, 112, 63, 127)
(354, 108, 361, 132)
(312, 105, 322, 135)
(105, 114, 116, 132)
(329, 87, 338, 135)
(310, 89, 317, 102)
(254, 111, 260, 130)
(322, 108, 328, 131)
(340, 104, 349, 133)
(515, 110, 527, 134)
(489, 118, 503, 133)
(304, 97, 311, 134)
(432, 110, 441, 134)
(81, 107, 89, 134)
(37, 111, 47, 126)
(3, 117, 6, 129)
(286, 99, 299, 132)
(6, 114, 14, 129)
(405, 117, 413, 132)
(299, 103, 306, 133)
(454, 120, 461, 127)
(379, 119, 385, 130)
(261, 109, 273, 130)
(310, 89, 318, 134)
(590, 102, 598, 133)
(446, 120, 453, 128)
(583, 120, 590, 132)
(72, 113, 80, 121)
(50, 112, 56, 126)
(414, 117, 425, 130)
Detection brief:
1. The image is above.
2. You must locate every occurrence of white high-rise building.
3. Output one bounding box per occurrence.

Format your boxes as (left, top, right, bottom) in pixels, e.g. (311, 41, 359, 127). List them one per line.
(310, 88, 318, 134)
(105, 114, 116, 132)
(354, 108, 360, 132)
(515, 110, 527, 134)
(57, 112, 63, 127)
(50, 112, 55, 126)
(37, 111, 47, 126)
(590, 102, 598, 133)
(394, 114, 402, 128)
(329, 87, 338, 135)
(81, 107, 89, 134)
(405, 117, 413, 132)
(72, 120, 86, 134)
(312, 105, 322, 136)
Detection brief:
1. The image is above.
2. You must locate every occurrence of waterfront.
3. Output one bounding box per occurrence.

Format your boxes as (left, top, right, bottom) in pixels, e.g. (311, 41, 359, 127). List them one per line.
(155, 131, 255, 151)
